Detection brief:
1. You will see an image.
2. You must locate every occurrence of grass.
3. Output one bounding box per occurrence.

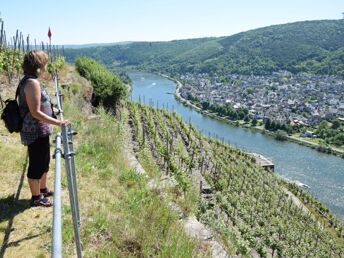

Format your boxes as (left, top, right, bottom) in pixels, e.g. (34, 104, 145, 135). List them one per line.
(292, 134, 344, 153)
(63, 106, 205, 257)
(0, 65, 206, 257)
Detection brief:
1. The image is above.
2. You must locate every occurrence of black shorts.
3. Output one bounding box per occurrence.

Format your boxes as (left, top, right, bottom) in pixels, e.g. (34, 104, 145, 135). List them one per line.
(27, 136, 50, 179)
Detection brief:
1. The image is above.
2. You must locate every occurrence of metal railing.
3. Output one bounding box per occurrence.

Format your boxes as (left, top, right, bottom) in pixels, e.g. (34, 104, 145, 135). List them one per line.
(52, 74, 82, 258)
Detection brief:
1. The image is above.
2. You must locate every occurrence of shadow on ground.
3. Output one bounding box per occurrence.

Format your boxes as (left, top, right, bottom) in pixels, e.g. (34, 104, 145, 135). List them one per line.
(0, 153, 30, 258)
(0, 195, 30, 223)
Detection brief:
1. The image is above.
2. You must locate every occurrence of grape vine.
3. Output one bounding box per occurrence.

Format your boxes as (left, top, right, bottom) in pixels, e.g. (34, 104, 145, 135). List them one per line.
(127, 101, 344, 257)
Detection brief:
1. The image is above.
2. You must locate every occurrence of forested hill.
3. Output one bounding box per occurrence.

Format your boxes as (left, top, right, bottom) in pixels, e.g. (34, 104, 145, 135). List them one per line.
(64, 19, 344, 75)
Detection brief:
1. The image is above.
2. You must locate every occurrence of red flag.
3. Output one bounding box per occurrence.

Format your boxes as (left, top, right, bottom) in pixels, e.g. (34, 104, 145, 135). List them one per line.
(48, 27, 52, 40)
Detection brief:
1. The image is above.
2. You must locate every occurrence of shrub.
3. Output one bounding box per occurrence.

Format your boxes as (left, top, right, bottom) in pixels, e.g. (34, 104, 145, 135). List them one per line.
(275, 130, 288, 141)
(75, 56, 128, 108)
(47, 56, 65, 74)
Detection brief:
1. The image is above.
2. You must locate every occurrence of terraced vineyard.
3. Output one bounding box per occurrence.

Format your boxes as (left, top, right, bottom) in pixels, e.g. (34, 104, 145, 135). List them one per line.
(126, 101, 344, 257)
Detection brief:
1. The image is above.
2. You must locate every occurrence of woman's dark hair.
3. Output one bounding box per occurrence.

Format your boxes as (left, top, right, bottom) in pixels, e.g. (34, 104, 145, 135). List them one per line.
(22, 50, 49, 77)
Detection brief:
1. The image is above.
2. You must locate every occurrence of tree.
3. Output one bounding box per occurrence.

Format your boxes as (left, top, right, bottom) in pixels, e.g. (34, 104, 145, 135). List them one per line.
(264, 118, 271, 130)
(251, 118, 258, 126)
(75, 56, 128, 108)
(275, 130, 288, 141)
(201, 101, 210, 110)
(332, 133, 344, 146)
(271, 120, 278, 131)
(331, 120, 341, 129)
(246, 87, 253, 95)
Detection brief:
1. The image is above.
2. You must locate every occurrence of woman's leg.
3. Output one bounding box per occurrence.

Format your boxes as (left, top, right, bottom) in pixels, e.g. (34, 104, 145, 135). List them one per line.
(28, 178, 40, 196)
(28, 141, 41, 197)
(40, 172, 48, 189)
(28, 137, 50, 196)
(27, 137, 53, 206)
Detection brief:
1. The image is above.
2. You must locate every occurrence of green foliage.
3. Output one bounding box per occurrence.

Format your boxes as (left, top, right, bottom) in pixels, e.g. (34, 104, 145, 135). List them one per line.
(331, 120, 341, 129)
(47, 56, 65, 74)
(127, 101, 344, 257)
(315, 119, 344, 147)
(75, 56, 128, 108)
(251, 118, 258, 126)
(62, 97, 204, 257)
(202, 102, 249, 121)
(0, 48, 23, 73)
(274, 130, 288, 141)
(65, 19, 344, 76)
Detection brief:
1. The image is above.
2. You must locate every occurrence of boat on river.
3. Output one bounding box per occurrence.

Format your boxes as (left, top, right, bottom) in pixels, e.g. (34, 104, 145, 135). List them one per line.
(294, 180, 310, 188)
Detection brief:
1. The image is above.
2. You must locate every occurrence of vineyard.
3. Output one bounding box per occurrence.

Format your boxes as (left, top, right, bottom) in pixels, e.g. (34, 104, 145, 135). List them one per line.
(0, 19, 64, 83)
(0, 19, 66, 112)
(127, 101, 344, 257)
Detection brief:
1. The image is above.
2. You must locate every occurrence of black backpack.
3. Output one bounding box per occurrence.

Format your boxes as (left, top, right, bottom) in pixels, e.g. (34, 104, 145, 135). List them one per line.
(1, 86, 23, 133)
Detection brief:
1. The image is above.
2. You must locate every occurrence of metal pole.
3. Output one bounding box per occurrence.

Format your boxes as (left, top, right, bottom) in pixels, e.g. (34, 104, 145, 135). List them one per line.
(54, 75, 82, 257)
(52, 133, 62, 258)
(67, 123, 80, 225)
(62, 124, 82, 258)
(54, 75, 63, 115)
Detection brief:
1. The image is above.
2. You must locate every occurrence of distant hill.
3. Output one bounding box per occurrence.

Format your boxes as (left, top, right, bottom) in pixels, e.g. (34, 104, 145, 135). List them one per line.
(64, 19, 344, 75)
(62, 41, 133, 49)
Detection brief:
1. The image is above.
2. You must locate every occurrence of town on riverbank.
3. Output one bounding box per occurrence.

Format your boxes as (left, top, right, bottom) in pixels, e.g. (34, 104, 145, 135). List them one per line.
(175, 71, 344, 156)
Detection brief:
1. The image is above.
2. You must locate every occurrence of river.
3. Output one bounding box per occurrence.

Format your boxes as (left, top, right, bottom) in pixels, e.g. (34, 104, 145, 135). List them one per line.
(128, 71, 344, 220)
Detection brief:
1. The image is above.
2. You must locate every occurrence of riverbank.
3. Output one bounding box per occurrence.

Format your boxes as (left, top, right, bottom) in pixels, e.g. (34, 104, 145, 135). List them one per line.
(170, 75, 344, 159)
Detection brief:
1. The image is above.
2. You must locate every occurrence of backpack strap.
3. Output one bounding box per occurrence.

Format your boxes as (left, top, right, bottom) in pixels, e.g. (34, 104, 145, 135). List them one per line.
(16, 75, 37, 118)
(16, 75, 38, 100)
(15, 85, 20, 100)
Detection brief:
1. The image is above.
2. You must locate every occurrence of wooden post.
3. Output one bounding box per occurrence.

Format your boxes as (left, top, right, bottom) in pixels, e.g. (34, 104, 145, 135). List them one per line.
(26, 34, 30, 52)
(0, 21, 4, 51)
(21, 38, 24, 53)
(199, 180, 203, 196)
(0, 94, 4, 109)
(17, 32, 22, 53)
(3, 30, 6, 49)
(214, 206, 218, 221)
(54, 45, 58, 60)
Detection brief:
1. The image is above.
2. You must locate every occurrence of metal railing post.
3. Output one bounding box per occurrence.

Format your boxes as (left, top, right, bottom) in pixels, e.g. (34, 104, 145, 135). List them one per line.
(61, 124, 82, 258)
(54, 75, 63, 114)
(52, 74, 82, 258)
(67, 123, 81, 224)
(52, 133, 62, 258)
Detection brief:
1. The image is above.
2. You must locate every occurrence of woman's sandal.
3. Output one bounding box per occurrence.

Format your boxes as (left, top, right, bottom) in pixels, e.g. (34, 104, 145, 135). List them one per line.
(30, 196, 53, 207)
(40, 188, 54, 197)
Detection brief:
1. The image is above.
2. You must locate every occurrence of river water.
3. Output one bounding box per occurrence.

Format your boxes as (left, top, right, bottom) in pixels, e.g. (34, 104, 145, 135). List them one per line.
(128, 71, 344, 220)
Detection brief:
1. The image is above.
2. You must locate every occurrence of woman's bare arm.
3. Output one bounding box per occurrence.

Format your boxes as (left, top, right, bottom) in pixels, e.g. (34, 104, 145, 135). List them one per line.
(24, 79, 68, 126)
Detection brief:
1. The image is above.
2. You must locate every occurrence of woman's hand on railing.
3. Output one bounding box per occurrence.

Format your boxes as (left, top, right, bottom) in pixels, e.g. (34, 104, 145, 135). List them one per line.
(59, 119, 70, 126)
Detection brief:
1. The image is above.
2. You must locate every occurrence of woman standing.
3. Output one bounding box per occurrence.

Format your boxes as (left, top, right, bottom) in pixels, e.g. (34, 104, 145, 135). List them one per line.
(18, 50, 69, 207)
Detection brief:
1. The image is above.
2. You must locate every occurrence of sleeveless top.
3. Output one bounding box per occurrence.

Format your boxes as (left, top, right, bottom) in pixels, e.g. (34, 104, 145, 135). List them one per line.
(18, 76, 53, 146)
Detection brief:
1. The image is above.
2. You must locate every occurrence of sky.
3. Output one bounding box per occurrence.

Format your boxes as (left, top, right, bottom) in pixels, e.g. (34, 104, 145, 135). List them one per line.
(1, 0, 343, 45)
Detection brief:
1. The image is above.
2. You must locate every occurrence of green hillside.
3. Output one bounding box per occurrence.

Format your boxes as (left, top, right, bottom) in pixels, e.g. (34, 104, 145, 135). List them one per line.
(64, 19, 344, 75)
(127, 101, 344, 257)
